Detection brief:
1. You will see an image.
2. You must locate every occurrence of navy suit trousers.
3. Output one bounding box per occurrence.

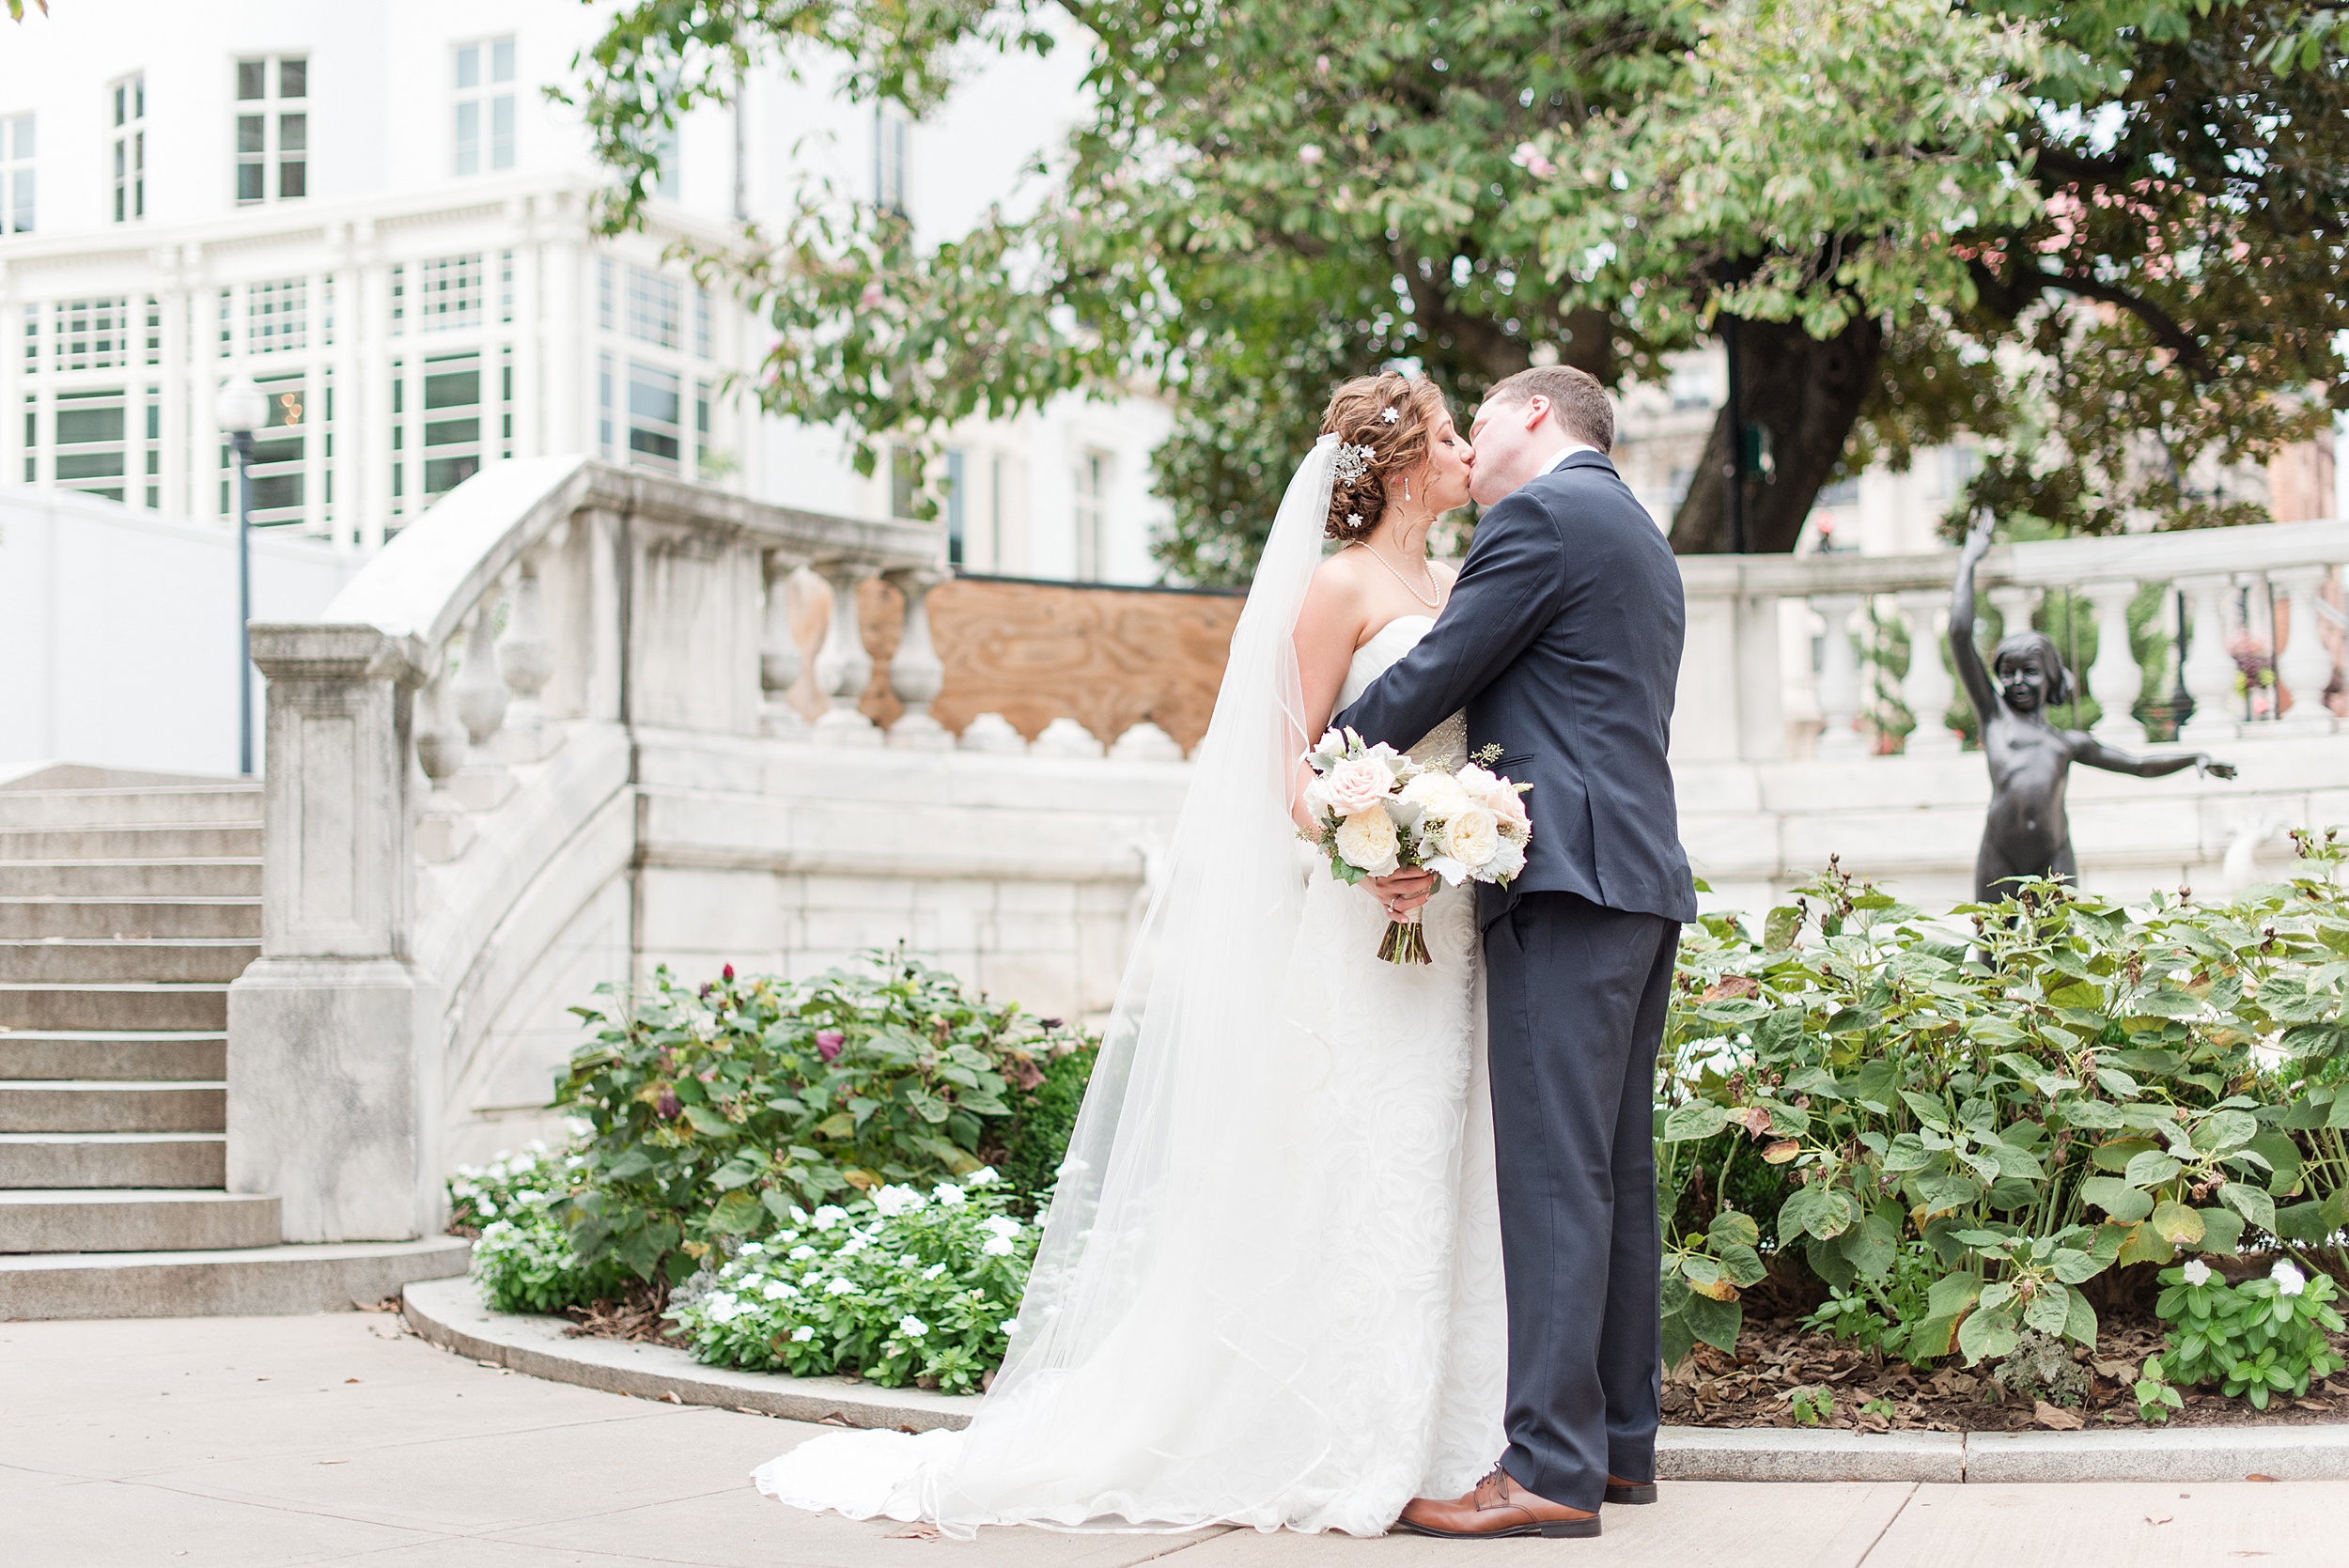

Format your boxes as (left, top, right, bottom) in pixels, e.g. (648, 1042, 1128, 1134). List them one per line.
(1483, 891, 1680, 1510)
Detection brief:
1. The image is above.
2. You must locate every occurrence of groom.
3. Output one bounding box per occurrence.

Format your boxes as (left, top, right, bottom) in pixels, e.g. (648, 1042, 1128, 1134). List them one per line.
(1337, 365, 1695, 1540)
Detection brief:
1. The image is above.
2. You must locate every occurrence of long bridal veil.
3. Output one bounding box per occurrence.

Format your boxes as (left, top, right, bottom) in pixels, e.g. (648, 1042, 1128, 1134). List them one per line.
(760, 436, 1352, 1534)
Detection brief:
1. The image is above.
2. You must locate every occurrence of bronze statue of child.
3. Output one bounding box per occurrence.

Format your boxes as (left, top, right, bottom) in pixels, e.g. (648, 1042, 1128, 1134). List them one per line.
(1951, 517, 2234, 904)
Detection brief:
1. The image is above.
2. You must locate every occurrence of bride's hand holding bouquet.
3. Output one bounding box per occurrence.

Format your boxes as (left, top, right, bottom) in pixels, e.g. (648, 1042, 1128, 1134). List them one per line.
(1299, 728, 1532, 963)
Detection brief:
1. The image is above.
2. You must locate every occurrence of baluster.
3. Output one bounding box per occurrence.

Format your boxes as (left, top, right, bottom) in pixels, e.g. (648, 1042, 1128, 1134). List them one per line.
(1034, 717, 1106, 758)
(958, 712, 1028, 753)
(1111, 721, 1185, 761)
(811, 560, 882, 746)
(451, 598, 516, 808)
(884, 567, 953, 751)
(760, 551, 809, 740)
(413, 670, 474, 862)
(2272, 564, 2338, 736)
(1810, 594, 1868, 760)
(1987, 584, 2040, 648)
(2082, 578, 2147, 747)
(495, 556, 555, 761)
(1893, 590, 1959, 755)
(2177, 574, 2241, 743)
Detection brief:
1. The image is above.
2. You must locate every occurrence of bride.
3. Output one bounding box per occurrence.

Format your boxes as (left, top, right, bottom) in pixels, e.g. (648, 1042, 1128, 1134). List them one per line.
(754, 370, 1504, 1536)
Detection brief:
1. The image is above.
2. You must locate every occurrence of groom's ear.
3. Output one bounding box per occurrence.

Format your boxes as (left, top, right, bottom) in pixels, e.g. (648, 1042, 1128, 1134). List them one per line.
(1519, 394, 1552, 431)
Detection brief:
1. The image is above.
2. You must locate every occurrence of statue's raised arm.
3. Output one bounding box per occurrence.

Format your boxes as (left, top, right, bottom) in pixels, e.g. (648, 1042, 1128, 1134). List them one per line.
(1948, 514, 1999, 731)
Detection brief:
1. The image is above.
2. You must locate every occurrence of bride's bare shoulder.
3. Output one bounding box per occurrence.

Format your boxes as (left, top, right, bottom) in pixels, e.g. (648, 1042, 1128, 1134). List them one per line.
(1295, 551, 1372, 658)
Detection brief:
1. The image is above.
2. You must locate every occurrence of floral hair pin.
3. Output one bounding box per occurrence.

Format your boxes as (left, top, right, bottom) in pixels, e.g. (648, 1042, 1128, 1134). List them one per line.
(1380, 407, 1400, 424)
(1333, 442, 1376, 487)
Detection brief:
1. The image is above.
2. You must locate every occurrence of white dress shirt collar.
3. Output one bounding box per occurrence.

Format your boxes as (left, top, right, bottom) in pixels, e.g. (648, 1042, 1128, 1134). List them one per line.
(1535, 442, 1600, 477)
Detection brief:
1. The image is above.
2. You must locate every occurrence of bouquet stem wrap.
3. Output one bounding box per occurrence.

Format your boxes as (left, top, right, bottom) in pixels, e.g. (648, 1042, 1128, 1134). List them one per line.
(1377, 907, 1432, 966)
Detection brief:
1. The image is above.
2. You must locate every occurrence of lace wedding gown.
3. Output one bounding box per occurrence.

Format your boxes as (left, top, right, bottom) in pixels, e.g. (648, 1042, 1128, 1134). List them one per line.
(752, 613, 1506, 1536)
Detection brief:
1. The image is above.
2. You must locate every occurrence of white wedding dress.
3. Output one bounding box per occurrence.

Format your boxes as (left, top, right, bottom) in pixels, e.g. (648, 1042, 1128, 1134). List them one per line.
(753, 447, 1505, 1537)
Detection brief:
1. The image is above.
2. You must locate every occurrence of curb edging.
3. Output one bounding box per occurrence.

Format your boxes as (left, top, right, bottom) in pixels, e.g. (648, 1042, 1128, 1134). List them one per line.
(403, 1277, 2349, 1482)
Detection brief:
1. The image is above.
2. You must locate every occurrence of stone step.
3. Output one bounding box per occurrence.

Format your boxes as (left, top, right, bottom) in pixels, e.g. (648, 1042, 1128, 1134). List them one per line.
(0, 860, 263, 898)
(0, 939, 260, 984)
(0, 823, 262, 861)
(0, 1188, 281, 1251)
(0, 1081, 226, 1133)
(0, 1132, 226, 1188)
(0, 1235, 471, 1318)
(0, 785, 262, 829)
(0, 897, 261, 939)
(0, 1032, 226, 1081)
(0, 983, 229, 1030)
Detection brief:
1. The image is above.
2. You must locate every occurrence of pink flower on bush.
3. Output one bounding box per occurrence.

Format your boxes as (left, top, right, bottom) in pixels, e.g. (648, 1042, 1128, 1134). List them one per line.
(816, 1030, 846, 1063)
(656, 1087, 680, 1120)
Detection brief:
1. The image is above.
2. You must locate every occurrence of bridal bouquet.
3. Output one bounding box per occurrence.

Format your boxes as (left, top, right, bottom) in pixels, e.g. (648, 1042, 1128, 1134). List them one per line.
(1300, 728, 1532, 964)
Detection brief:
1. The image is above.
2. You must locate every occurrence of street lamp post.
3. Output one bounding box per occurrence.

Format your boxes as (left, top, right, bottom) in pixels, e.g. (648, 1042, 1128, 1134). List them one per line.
(214, 376, 268, 776)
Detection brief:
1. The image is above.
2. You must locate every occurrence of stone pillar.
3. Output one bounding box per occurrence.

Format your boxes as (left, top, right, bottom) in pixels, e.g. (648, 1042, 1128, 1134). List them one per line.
(2271, 564, 2339, 736)
(450, 599, 515, 808)
(1894, 590, 1959, 755)
(811, 560, 881, 746)
(2178, 573, 2241, 743)
(496, 555, 556, 761)
(1811, 594, 1869, 760)
(1987, 584, 2040, 648)
(228, 626, 443, 1242)
(2083, 579, 2147, 747)
(760, 551, 809, 739)
(884, 567, 953, 750)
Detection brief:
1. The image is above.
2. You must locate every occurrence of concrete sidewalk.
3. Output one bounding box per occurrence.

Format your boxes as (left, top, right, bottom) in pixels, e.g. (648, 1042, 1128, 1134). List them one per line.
(2, 1312, 2339, 1566)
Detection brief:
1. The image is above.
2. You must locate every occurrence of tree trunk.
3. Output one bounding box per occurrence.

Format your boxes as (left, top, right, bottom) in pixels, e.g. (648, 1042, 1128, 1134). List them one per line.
(1668, 315, 1884, 555)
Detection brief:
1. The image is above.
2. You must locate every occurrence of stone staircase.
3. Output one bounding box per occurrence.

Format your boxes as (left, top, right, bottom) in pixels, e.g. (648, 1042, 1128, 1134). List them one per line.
(0, 765, 467, 1317)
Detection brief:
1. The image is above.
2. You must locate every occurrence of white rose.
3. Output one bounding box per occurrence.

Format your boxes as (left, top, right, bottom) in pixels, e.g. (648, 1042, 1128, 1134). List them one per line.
(1300, 775, 1337, 821)
(1333, 807, 1401, 875)
(1440, 806, 1500, 869)
(1484, 835, 1528, 882)
(1400, 770, 1473, 819)
(1323, 754, 1397, 815)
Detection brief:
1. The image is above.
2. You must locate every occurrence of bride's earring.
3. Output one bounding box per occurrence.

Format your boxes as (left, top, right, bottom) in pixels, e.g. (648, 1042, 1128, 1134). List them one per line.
(1404, 478, 1411, 503)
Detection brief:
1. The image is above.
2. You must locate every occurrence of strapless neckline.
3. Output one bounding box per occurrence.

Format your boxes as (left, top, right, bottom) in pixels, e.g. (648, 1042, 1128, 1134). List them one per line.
(1337, 615, 1465, 767)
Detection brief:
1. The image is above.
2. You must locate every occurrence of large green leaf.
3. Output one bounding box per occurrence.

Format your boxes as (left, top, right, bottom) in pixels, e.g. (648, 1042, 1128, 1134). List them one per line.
(1957, 1304, 2020, 1365)
(2078, 1175, 2155, 1223)
(1662, 1102, 1730, 1142)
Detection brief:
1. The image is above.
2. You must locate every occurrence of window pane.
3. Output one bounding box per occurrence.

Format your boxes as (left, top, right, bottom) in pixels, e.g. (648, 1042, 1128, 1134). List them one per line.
(237, 115, 264, 155)
(490, 96, 514, 170)
(114, 142, 125, 179)
(57, 406, 125, 443)
(10, 114, 26, 159)
(455, 44, 479, 90)
(278, 160, 305, 199)
(252, 434, 303, 466)
(114, 85, 125, 127)
(425, 417, 480, 447)
(628, 369, 678, 424)
(424, 368, 478, 409)
(491, 39, 515, 83)
(252, 473, 304, 511)
(237, 59, 265, 101)
(425, 455, 479, 493)
(279, 57, 306, 100)
(278, 113, 306, 153)
(12, 168, 32, 231)
(236, 163, 264, 203)
(454, 101, 478, 176)
(629, 427, 680, 462)
(57, 453, 127, 480)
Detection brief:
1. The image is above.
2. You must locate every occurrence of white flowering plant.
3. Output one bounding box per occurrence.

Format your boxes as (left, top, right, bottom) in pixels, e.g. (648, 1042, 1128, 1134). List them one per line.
(1299, 728, 1531, 963)
(2148, 1256, 2347, 1410)
(665, 1167, 1037, 1393)
(449, 1143, 633, 1314)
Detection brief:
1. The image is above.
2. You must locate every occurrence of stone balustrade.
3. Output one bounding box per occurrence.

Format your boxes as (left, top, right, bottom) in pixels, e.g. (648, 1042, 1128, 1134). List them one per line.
(1675, 519, 2349, 764)
(229, 458, 1194, 1243)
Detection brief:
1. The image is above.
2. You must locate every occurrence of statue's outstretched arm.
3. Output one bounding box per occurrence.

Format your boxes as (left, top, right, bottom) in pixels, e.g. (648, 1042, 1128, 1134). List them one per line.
(1949, 516, 1999, 727)
(2074, 737, 2236, 781)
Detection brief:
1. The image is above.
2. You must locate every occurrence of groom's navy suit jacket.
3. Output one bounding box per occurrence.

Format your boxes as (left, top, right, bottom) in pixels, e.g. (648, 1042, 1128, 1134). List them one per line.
(1334, 449, 1697, 927)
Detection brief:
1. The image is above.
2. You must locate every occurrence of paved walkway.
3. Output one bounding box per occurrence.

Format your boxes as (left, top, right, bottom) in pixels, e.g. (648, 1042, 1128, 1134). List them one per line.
(4, 1312, 2339, 1566)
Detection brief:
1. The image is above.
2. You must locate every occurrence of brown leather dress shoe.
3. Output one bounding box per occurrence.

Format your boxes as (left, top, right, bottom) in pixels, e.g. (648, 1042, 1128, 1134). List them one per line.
(1604, 1475, 1657, 1504)
(1392, 1465, 1600, 1539)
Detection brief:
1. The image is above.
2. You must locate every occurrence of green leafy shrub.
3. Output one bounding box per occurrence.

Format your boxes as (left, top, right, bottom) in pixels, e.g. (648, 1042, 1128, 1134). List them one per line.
(555, 951, 1087, 1285)
(449, 1145, 631, 1313)
(1658, 831, 2349, 1371)
(2152, 1257, 2347, 1409)
(667, 1169, 1036, 1392)
(993, 1039, 1097, 1203)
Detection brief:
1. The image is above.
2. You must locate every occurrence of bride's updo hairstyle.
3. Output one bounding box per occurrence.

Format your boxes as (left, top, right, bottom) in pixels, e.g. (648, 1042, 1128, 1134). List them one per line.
(1317, 371, 1450, 542)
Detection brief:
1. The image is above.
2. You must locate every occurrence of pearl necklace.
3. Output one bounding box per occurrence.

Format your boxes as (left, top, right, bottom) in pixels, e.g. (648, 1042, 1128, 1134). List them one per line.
(1350, 538, 1443, 610)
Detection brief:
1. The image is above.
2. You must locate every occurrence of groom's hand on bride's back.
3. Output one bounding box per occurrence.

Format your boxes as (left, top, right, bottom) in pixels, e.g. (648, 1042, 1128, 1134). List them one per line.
(1368, 867, 1437, 915)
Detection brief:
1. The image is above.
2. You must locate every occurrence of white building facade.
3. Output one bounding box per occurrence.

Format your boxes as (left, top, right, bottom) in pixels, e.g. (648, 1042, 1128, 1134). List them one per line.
(0, 0, 1171, 581)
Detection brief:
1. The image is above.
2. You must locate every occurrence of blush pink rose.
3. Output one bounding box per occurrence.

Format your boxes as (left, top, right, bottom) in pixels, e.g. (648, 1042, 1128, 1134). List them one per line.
(1322, 754, 1397, 815)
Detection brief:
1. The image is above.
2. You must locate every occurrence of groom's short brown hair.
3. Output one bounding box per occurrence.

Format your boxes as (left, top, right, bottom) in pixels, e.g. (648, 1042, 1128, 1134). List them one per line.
(1481, 365, 1614, 454)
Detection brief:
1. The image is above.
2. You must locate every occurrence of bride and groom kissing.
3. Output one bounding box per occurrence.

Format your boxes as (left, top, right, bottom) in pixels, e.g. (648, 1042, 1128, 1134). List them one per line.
(756, 364, 1695, 1541)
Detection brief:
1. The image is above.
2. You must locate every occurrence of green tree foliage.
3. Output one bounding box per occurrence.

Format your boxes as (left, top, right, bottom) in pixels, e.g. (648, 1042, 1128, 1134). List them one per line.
(572, 1, 2349, 577)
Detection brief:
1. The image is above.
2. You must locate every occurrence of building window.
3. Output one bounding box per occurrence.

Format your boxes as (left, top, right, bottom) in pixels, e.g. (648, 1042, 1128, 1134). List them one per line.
(1, 113, 32, 233)
(453, 38, 516, 176)
(890, 445, 921, 520)
(627, 362, 681, 472)
(53, 298, 133, 371)
(693, 286, 711, 360)
(597, 257, 615, 333)
(234, 55, 307, 204)
(625, 265, 682, 349)
(54, 389, 128, 502)
(422, 353, 483, 497)
(247, 278, 308, 355)
(874, 102, 910, 215)
(245, 375, 314, 522)
(111, 75, 145, 221)
(943, 449, 966, 567)
(1073, 448, 1109, 581)
(597, 351, 614, 458)
(414, 254, 483, 334)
